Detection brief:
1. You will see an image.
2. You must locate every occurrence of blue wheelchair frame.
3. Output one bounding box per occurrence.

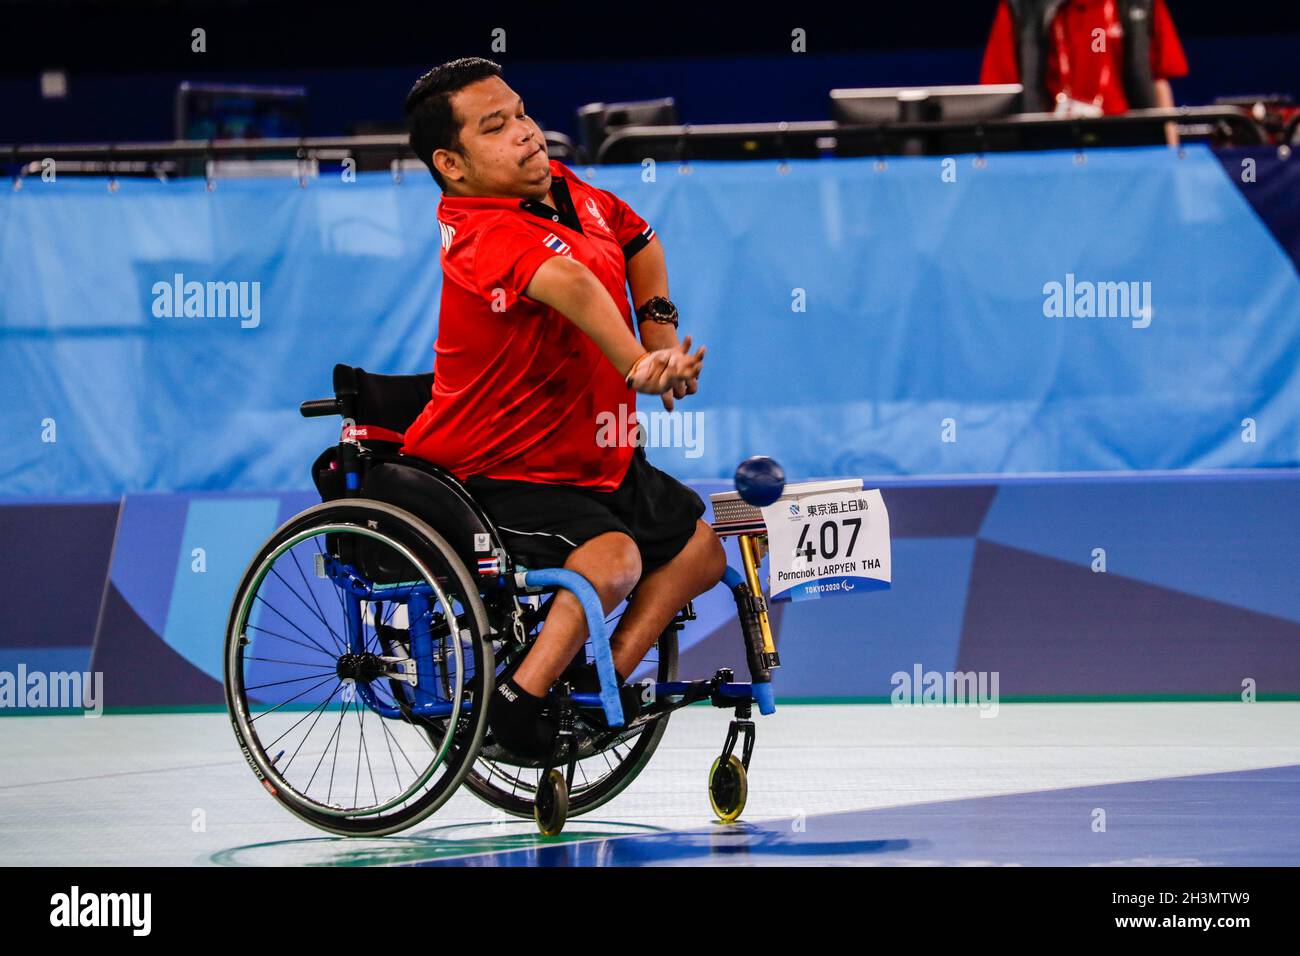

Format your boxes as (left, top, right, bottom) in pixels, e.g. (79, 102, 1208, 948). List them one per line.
(325, 551, 777, 729)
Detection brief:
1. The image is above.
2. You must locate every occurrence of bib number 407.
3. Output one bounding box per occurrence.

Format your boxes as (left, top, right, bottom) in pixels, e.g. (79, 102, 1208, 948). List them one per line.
(794, 518, 861, 562)
(758, 483, 891, 602)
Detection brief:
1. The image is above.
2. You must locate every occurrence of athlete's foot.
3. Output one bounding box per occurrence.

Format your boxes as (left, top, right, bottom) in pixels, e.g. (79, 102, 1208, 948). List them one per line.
(564, 662, 645, 726)
(555, 649, 590, 691)
(488, 676, 560, 759)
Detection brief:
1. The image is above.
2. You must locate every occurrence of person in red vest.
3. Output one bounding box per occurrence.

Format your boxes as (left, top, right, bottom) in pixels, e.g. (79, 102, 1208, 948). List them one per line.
(401, 58, 725, 758)
(980, 0, 1189, 144)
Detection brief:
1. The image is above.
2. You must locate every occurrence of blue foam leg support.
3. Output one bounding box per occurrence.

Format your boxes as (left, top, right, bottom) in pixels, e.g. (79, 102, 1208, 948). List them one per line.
(722, 565, 745, 590)
(521, 568, 623, 727)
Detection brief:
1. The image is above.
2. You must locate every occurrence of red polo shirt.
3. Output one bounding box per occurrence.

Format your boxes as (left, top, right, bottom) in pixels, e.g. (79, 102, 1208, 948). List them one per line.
(401, 160, 656, 490)
(980, 0, 1189, 115)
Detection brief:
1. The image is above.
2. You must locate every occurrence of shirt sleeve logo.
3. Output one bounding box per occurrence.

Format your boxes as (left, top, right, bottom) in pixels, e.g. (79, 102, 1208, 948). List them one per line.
(542, 233, 573, 257)
(584, 196, 611, 233)
(438, 221, 457, 252)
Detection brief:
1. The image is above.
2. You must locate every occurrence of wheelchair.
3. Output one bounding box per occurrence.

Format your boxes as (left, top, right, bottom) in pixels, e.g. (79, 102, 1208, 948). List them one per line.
(224, 364, 781, 837)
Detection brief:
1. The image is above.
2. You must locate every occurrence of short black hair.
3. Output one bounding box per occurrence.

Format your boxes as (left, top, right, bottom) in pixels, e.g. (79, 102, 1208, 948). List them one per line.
(405, 57, 504, 190)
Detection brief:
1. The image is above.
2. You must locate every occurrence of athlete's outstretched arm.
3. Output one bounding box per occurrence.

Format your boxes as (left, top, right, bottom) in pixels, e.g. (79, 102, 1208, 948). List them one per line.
(626, 236, 698, 409)
(524, 255, 703, 398)
(626, 237, 677, 352)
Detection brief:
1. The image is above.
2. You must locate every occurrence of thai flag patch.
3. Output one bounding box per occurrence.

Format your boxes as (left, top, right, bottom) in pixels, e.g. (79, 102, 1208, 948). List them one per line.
(477, 556, 501, 576)
(542, 233, 572, 256)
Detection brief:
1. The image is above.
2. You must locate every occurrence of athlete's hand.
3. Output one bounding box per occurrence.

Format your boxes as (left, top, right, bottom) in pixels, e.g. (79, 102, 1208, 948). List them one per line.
(628, 337, 705, 410)
(659, 341, 702, 411)
(656, 337, 703, 411)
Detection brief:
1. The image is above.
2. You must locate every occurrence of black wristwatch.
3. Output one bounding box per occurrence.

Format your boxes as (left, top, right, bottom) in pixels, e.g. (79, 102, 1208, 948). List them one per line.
(636, 295, 679, 328)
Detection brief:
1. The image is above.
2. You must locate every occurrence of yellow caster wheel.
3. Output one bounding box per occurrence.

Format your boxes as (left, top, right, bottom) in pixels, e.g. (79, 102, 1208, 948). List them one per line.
(534, 768, 569, 836)
(708, 754, 747, 823)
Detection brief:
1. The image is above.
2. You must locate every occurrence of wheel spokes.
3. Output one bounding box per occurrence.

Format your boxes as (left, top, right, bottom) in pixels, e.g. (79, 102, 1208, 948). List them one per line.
(233, 525, 478, 820)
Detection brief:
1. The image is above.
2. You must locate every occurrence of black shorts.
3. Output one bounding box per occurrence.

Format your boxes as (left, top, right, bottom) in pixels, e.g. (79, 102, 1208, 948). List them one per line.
(464, 447, 707, 573)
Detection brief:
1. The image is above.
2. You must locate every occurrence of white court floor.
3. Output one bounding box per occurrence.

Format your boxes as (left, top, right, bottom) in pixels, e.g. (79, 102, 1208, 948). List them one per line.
(2, 702, 1298, 867)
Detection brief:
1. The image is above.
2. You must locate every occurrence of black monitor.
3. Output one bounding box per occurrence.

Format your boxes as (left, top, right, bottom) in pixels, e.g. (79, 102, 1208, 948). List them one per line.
(175, 82, 308, 141)
(577, 97, 677, 162)
(831, 83, 1024, 155)
(174, 82, 308, 177)
(830, 84, 1024, 125)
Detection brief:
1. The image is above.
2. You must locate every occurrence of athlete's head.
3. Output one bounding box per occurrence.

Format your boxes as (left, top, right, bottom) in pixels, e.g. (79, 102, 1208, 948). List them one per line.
(405, 58, 551, 200)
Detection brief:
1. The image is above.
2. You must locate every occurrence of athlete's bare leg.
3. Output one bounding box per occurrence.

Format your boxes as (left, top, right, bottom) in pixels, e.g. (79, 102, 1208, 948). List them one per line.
(608, 520, 726, 676)
(510, 520, 726, 695)
(512, 531, 641, 697)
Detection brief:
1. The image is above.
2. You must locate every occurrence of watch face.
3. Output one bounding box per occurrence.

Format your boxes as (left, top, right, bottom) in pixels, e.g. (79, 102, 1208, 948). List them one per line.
(647, 297, 676, 321)
(639, 297, 666, 318)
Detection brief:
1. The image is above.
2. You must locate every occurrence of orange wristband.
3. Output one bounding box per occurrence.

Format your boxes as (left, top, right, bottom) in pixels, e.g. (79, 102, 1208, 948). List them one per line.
(623, 352, 650, 386)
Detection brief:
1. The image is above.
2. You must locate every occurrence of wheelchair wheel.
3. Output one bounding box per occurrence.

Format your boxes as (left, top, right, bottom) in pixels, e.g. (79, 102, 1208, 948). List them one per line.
(463, 619, 678, 819)
(224, 499, 494, 837)
(534, 769, 569, 837)
(708, 754, 747, 823)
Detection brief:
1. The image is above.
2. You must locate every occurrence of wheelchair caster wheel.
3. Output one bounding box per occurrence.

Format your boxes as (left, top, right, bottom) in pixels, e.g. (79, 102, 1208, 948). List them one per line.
(534, 768, 569, 836)
(708, 754, 747, 823)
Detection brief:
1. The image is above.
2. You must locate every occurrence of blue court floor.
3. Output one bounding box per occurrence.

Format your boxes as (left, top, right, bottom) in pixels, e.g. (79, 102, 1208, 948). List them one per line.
(415, 762, 1300, 867)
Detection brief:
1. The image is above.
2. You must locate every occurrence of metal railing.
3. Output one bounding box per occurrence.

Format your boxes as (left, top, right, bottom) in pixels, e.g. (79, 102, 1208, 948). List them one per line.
(1, 132, 581, 181)
(0, 107, 1271, 182)
(595, 106, 1267, 163)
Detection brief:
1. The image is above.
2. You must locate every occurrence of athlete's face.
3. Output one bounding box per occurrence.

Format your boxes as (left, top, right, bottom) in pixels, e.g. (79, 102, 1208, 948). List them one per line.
(436, 76, 551, 199)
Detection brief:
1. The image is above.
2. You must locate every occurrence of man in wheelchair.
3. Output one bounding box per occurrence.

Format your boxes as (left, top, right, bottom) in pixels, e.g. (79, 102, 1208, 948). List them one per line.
(399, 58, 727, 759)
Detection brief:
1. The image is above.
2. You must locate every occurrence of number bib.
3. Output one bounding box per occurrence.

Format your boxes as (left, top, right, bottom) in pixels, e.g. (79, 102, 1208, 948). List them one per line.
(759, 482, 891, 602)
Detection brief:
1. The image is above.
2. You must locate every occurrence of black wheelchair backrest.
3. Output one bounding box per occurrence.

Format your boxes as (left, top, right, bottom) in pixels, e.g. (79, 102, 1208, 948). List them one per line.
(333, 364, 435, 435)
(306, 364, 513, 574)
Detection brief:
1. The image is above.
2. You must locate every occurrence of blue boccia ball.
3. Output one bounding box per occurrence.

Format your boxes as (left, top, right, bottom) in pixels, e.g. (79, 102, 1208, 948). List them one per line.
(734, 456, 786, 507)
